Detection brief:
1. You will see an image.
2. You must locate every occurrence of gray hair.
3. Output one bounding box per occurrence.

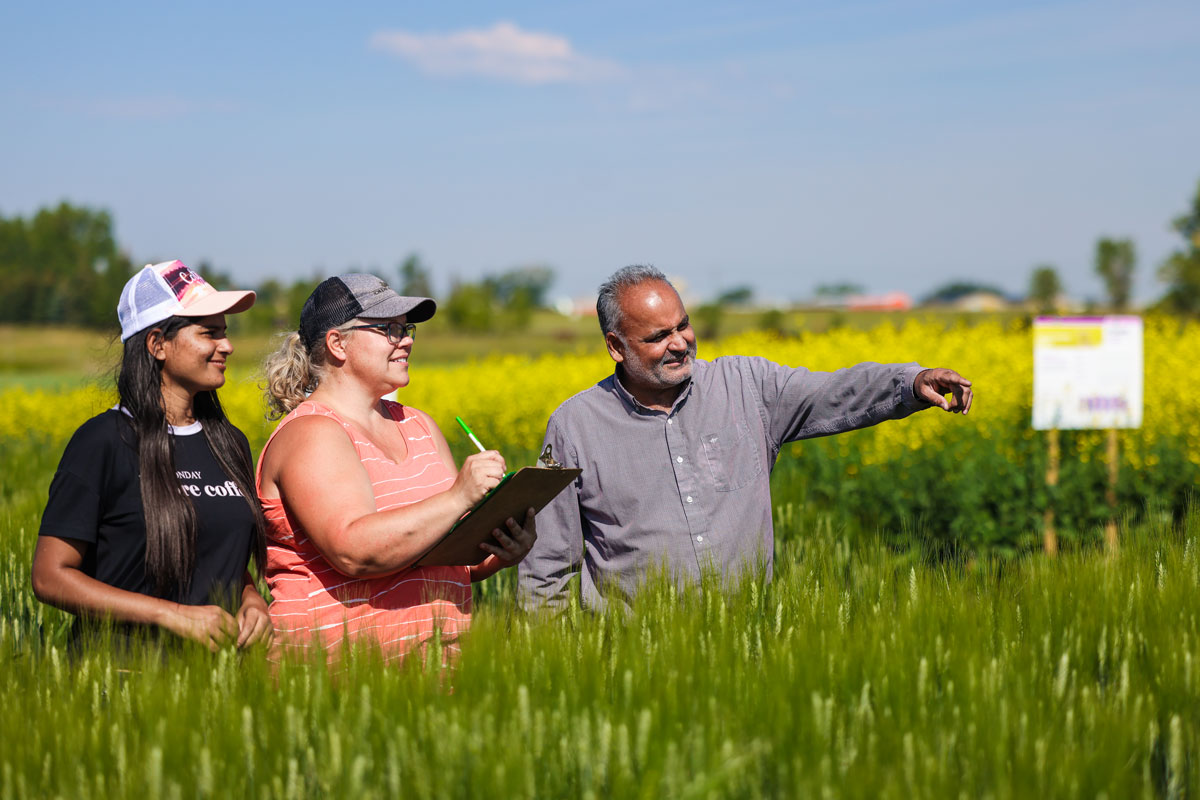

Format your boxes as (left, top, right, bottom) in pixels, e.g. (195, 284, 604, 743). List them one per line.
(596, 264, 673, 337)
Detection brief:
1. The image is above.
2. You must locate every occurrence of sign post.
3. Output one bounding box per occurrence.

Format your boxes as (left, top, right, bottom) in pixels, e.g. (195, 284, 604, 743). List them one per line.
(1043, 428, 1060, 556)
(1033, 316, 1143, 553)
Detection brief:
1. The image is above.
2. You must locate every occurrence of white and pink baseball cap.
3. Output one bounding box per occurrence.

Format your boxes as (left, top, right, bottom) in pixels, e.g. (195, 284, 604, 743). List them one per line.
(117, 260, 256, 341)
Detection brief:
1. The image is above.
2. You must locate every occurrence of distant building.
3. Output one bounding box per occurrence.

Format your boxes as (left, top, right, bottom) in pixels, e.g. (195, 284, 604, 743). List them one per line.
(939, 290, 1011, 312)
(919, 282, 1015, 311)
(555, 297, 599, 317)
(846, 291, 913, 311)
(557, 273, 694, 317)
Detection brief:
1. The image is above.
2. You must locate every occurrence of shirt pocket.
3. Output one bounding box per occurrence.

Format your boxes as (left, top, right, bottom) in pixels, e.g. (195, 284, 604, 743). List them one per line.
(701, 421, 763, 492)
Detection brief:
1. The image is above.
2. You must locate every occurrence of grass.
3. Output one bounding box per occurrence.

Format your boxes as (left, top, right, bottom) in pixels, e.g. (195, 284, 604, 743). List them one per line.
(3, 313, 1197, 797)
(0, 326, 120, 389)
(4, 516, 1199, 797)
(3, 436, 1199, 797)
(0, 314, 603, 389)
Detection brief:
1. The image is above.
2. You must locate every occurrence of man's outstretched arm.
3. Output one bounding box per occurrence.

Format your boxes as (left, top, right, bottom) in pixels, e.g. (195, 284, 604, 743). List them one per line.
(754, 358, 973, 448)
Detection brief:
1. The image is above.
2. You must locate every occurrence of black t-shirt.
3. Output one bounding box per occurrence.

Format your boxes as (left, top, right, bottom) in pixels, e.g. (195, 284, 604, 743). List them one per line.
(39, 410, 256, 636)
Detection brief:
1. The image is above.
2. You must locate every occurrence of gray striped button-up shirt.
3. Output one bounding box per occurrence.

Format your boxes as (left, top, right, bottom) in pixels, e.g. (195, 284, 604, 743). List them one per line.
(517, 356, 928, 611)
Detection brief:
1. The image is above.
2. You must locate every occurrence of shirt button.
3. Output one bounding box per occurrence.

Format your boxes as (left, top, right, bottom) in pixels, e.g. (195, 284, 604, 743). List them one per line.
(686, 496, 693, 503)
(696, 535, 704, 542)
(676, 456, 683, 463)
(667, 419, 673, 425)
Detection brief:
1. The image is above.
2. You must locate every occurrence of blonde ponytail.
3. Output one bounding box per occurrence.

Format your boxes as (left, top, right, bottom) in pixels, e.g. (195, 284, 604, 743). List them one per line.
(263, 322, 364, 418)
(263, 332, 319, 419)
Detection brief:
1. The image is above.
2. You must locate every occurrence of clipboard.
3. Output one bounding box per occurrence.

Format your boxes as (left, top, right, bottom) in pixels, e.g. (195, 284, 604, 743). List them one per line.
(414, 447, 581, 567)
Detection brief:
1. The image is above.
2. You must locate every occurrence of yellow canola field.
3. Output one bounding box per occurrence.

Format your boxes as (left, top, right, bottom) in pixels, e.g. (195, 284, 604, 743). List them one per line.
(3, 317, 1198, 471)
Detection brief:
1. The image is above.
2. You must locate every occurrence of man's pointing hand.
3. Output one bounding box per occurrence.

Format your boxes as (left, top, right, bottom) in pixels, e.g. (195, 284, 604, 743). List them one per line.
(914, 368, 973, 414)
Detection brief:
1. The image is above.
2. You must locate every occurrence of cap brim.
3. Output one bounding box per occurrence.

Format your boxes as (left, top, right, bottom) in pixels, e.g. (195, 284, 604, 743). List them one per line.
(180, 290, 257, 318)
(358, 295, 437, 323)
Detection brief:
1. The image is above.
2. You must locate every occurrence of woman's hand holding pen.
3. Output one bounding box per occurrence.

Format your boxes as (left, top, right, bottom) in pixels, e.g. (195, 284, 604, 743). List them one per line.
(453, 451, 507, 507)
(452, 414, 535, 571)
(452, 415, 505, 507)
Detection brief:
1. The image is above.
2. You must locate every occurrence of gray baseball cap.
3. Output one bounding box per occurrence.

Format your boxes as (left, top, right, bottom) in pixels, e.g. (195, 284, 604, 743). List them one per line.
(299, 273, 436, 352)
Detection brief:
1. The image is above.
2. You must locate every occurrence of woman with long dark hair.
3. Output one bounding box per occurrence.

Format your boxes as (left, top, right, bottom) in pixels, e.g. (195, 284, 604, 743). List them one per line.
(31, 260, 271, 652)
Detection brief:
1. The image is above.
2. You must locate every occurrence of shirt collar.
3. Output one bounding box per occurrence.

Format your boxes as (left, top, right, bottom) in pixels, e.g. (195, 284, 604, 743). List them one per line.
(114, 404, 203, 436)
(612, 365, 694, 416)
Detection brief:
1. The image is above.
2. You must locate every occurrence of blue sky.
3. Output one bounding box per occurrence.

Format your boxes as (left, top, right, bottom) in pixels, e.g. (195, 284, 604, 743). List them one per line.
(2, 0, 1198, 304)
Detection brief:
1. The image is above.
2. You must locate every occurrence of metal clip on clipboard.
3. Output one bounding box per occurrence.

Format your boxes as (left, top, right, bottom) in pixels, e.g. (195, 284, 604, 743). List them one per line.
(537, 444, 563, 469)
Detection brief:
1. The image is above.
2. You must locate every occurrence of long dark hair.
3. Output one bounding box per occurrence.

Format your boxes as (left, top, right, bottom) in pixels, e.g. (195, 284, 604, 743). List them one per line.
(118, 316, 267, 596)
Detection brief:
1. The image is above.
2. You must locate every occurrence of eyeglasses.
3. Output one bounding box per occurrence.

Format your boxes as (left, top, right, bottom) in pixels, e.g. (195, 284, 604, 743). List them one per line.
(348, 321, 417, 344)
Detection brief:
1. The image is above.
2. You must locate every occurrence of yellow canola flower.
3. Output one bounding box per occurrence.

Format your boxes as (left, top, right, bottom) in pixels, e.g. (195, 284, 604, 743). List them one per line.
(0, 384, 113, 444)
(2, 316, 1198, 475)
(400, 352, 612, 457)
(711, 319, 1027, 465)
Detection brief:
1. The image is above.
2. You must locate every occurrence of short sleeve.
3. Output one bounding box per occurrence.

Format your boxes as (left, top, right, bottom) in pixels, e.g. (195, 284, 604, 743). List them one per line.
(38, 414, 119, 545)
(39, 461, 104, 544)
(231, 424, 255, 472)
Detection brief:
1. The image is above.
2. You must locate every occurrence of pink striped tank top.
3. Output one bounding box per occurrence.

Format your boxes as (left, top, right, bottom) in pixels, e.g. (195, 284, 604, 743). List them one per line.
(256, 399, 471, 663)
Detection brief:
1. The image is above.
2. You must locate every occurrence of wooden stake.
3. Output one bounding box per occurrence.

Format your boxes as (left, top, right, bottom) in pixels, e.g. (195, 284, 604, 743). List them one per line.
(1044, 428, 1059, 557)
(1105, 428, 1119, 552)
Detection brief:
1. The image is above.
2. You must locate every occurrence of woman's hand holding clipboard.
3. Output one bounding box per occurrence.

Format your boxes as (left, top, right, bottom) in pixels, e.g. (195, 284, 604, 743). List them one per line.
(413, 422, 581, 567)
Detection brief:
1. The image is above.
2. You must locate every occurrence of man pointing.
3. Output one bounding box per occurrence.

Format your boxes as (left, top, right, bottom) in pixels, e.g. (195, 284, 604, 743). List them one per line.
(519, 265, 972, 611)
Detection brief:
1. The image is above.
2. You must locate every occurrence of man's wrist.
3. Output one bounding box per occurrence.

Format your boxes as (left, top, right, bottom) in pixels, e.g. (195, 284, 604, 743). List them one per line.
(902, 365, 928, 410)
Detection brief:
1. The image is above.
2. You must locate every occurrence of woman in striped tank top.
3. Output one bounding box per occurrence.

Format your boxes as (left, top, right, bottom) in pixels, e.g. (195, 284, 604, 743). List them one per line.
(258, 274, 536, 663)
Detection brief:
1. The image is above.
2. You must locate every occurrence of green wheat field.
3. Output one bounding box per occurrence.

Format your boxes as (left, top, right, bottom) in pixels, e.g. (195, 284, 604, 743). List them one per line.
(2, 322, 1198, 799)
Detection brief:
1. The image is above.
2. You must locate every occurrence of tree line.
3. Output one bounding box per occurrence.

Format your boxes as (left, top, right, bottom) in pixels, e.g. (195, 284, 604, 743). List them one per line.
(0, 204, 556, 334)
(3, 179, 1200, 330)
(0, 203, 134, 328)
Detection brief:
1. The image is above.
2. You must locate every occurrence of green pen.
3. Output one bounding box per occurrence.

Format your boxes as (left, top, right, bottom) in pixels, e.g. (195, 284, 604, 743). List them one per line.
(455, 416, 487, 453)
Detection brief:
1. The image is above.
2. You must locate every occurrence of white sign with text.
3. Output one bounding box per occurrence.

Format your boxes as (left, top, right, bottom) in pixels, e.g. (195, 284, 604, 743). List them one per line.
(1032, 316, 1143, 430)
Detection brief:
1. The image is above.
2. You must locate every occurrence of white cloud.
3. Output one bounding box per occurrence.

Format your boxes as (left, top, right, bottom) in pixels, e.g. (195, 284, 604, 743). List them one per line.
(369, 21, 621, 85)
